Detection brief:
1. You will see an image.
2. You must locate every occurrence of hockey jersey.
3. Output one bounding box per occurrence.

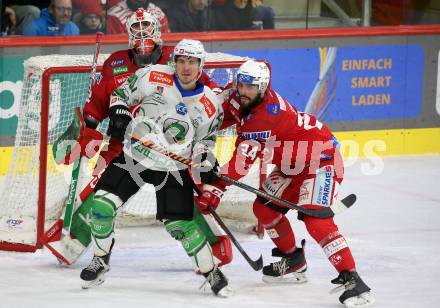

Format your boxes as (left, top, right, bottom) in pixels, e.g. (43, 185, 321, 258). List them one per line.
(220, 87, 339, 180)
(110, 64, 223, 171)
(83, 46, 217, 123)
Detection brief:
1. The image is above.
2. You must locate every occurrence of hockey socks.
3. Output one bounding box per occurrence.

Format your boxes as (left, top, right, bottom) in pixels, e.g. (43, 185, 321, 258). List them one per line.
(263, 215, 296, 254)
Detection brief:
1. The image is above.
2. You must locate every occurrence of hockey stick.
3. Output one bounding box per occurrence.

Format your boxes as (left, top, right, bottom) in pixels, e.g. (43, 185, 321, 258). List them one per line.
(191, 181, 263, 271)
(62, 32, 103, 236)
(128, 134, 356, 219)
(42, 33, 104, 249)
(207, 206, 263, 271)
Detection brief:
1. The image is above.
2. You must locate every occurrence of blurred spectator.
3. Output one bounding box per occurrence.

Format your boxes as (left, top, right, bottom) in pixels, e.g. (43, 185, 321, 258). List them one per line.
(76, 2, 105, 34)
(211, 0, 257, 31)
(1, 1, 40, 35)
(107, 0, 169, 34)
(23, 0, 79, 36)
(252, 0, 274, 29)
(1, 3, 16, 35)
(167, 0, 210, 32)
(355, 0, 421, 25)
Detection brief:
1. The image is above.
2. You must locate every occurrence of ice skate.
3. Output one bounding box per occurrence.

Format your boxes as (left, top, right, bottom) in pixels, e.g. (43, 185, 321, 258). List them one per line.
(201, 267, 234, 297)
(330, 270, 375, 307)
(262, 239, 307, 283)
(80, 253, 111, 289)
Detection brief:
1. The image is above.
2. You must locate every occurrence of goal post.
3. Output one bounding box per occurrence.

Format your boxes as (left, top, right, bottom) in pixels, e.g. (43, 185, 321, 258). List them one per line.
(0, 53, 263, 252)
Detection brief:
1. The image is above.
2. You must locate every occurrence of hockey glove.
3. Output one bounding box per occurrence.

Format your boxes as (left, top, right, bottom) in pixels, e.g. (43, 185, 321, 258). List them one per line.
(62, 124, 103, 164)
(195, 184, 225, 214)
(107, 105, 132, 142)
(192, 150, 220, 185)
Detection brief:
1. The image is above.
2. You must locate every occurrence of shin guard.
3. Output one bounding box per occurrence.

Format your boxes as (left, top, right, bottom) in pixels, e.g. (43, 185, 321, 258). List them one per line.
(254, 201, 296, 253)
(303, 215, 356, 272)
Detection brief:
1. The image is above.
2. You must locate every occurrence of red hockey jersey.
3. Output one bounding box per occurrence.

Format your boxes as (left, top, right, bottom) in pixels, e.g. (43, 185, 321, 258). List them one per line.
(220, 87, 339, 180)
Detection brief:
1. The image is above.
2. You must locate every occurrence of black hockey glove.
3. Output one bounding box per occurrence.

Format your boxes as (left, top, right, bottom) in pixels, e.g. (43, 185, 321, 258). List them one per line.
(192, 150, 220, 185)
(107, 105, 132, 142)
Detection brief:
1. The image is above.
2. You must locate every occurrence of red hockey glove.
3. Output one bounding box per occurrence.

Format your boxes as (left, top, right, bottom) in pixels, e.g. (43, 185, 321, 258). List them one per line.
(195, 184, 225, 214)
(63, 127, 103, 164)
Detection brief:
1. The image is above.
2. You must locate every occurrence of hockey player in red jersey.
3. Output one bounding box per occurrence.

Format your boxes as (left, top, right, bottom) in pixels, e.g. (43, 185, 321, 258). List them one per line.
(196, 60, 375, 307)
(44, 8, 232, 268)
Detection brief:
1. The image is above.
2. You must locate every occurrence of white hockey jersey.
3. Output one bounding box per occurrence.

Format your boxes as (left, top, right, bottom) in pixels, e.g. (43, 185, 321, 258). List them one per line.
(109, 64, 223, 171)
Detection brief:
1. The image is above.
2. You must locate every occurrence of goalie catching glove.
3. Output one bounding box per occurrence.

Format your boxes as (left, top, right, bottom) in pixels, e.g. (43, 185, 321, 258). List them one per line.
(107, 105, 132, 142)
(195, 184, 226, 214)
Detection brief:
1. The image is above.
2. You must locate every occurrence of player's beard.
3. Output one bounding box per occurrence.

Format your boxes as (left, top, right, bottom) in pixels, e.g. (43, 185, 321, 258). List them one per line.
(240, 94, 262, 114)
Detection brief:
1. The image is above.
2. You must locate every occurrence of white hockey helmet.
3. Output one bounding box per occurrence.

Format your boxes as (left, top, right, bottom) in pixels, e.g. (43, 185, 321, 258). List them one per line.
(173, 39, 206, 75)
(235, 60, 271, 95)
(126, 8, 162, 55)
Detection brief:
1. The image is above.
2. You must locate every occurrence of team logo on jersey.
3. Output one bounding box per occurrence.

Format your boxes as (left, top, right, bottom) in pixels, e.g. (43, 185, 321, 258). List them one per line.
(176, 102, 187, 115)
(200, 95, 216, 118)
(112, 65, 128, 75)
(163, 118, 189, 143)
(110, 59, 125, 67)
(267, 103, 280, 115)
(240, 130, 271, 141)
(149, 71, 174, 86)
(156, 86, 164, 93)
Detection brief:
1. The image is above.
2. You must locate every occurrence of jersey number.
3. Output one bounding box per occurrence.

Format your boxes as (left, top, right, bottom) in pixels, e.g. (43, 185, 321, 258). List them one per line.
(297, 112, 323, 130)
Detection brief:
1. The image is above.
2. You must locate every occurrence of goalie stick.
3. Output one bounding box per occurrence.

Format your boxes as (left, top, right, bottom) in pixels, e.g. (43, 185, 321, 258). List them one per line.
(128, 133, 356, 219)
(41, 33, 103, 261)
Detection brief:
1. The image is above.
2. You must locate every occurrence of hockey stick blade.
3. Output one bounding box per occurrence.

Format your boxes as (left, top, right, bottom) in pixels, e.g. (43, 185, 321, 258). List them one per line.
(208, 207, 263, 271)
(219, 175, 356, 219)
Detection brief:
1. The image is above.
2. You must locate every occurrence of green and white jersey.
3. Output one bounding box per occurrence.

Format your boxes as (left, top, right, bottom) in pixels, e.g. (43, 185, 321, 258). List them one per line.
(110, 64, 223, 171)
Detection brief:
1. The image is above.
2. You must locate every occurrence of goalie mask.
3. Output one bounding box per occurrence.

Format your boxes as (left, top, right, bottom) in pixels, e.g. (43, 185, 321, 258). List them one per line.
(235, 60, 270, 95)
(173, 39, 206, 77)
(127, 8, 161, 56)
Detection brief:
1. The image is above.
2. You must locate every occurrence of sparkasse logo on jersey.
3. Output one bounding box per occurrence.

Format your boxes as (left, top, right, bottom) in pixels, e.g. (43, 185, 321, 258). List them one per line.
(149, 71, 174, 86)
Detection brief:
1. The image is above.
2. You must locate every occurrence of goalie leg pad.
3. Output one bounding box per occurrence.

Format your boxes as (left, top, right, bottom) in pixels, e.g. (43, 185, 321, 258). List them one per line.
(192, 206, 233, 267)
(70, 192, 97, 247)
(165, 219, 216, 273)
(211, 235, 233, 267)
(90, 190, 121, 256)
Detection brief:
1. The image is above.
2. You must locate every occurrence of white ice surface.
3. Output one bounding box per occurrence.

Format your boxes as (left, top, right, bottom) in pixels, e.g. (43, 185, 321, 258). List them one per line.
(1, 155, 440, 308)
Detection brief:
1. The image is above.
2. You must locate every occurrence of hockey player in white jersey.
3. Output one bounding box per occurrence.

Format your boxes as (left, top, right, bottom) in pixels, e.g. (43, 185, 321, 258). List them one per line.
(79, 39, 232, 297)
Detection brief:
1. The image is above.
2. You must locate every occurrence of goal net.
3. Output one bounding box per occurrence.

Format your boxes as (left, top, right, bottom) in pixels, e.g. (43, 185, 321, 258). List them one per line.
(0, 53, 262, 252)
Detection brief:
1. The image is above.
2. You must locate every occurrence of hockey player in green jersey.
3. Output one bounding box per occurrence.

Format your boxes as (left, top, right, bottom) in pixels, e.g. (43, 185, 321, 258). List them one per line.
(79, 39, 232, 297)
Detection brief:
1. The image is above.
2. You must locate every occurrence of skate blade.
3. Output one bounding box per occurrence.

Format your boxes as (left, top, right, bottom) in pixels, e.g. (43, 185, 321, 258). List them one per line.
(262, 272, 307, 284)
(81, 275, 106, 289)
(216, 286, 234, 298)
(343, 292, 376, 307)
